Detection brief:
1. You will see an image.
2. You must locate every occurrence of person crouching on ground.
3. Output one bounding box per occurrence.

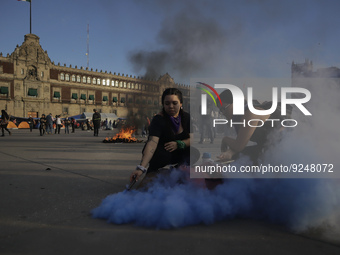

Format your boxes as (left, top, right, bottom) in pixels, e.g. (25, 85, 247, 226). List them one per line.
(217, 89, 272, 164)
(129, 88, 200, 185)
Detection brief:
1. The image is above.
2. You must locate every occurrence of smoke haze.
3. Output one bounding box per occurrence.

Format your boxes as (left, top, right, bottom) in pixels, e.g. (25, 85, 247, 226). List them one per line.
(261, 77, 340, 242)
(129, 10, 228, 80)
(93, 0, 340, 245)
(127, 0, 340, 83)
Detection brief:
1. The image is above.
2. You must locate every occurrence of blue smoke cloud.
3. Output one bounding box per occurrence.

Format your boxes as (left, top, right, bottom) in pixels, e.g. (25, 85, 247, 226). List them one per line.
(92, 168, 340, 234)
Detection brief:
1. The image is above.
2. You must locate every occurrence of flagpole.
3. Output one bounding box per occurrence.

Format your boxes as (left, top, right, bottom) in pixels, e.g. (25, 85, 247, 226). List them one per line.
(30, 0, 32, 34)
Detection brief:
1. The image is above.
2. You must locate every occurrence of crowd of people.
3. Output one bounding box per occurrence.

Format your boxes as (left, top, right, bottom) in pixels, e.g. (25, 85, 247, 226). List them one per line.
(35, 109, 139, 137)
(0, 108, 125, 137)
(37, 113, 76, 136)
(0, 110, 78, 137)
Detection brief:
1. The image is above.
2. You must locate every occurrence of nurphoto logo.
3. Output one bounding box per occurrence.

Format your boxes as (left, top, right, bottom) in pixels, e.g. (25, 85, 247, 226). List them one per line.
(198, 82, 312, 128)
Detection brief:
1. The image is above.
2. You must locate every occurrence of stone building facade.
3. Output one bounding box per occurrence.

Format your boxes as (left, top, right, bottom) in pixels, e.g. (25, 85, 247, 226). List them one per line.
(292, 59, 340, 79)
(0, 34, 190, 118)
(291, 59, 340, 98)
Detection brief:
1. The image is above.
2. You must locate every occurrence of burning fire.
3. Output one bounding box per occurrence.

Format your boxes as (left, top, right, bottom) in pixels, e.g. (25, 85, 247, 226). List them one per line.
(103, 127, 142, 143)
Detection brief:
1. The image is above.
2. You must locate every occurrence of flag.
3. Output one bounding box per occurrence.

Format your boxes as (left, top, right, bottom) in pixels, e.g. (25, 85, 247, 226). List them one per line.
(18, 0, 31, 2)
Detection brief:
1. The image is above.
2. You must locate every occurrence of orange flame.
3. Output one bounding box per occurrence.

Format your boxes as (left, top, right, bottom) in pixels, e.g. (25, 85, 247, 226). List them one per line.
(105, 127, 138, 143)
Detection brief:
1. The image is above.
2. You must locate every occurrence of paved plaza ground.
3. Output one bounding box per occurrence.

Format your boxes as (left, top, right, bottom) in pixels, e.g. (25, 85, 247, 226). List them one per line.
(0, 128, 339, 255)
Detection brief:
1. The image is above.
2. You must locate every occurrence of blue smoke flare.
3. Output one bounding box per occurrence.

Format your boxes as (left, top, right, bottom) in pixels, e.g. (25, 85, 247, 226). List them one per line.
(92, 168, 339, 232)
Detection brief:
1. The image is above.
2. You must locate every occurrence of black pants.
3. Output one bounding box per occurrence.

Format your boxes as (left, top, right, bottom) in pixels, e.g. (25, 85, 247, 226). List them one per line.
(1, 125, 10, 135)
(40, 126, 45, 136)
(93, 124, 100, 136)
(55, 125, 58, 134)
(55, 124, 61, 134)
(147, 145, 200, 173)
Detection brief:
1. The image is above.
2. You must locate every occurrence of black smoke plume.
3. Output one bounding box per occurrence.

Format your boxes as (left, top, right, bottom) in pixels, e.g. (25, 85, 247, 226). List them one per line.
(129, 10, 227, 80)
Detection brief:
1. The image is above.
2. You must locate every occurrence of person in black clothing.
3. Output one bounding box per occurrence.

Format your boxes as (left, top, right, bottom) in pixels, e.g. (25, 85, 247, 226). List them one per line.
(28, 116, 34, 132)
(216, 89, 274, 163)
(46, 113, 53, 134)
(71, 118, 76, 133)
(54, 115, 58, 134)
(39, 114, 47, 136)
(64, 117, 71, 134)
(129, 88, 200, 184)
(92, 109, 101, 136)
(1, 110, 11, 136)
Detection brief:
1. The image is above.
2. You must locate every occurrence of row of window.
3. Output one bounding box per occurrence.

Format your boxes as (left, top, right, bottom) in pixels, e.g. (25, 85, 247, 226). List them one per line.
(53, 91, 158, 105)
(0, 86, 158, 105)
(60, 107, 111, 115)
(60, 73, 158, 92)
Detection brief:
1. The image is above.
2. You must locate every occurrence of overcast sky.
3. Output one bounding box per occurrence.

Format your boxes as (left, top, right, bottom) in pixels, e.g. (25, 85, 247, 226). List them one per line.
(1, 0, 340, 90)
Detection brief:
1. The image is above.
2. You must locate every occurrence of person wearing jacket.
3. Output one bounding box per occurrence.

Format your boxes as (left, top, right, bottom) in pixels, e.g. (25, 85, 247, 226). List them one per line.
(92, 109, 101, 136)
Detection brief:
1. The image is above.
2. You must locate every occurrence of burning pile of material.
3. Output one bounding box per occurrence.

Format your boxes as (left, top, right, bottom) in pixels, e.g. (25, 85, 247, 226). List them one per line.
(103, 127, 143, 143)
